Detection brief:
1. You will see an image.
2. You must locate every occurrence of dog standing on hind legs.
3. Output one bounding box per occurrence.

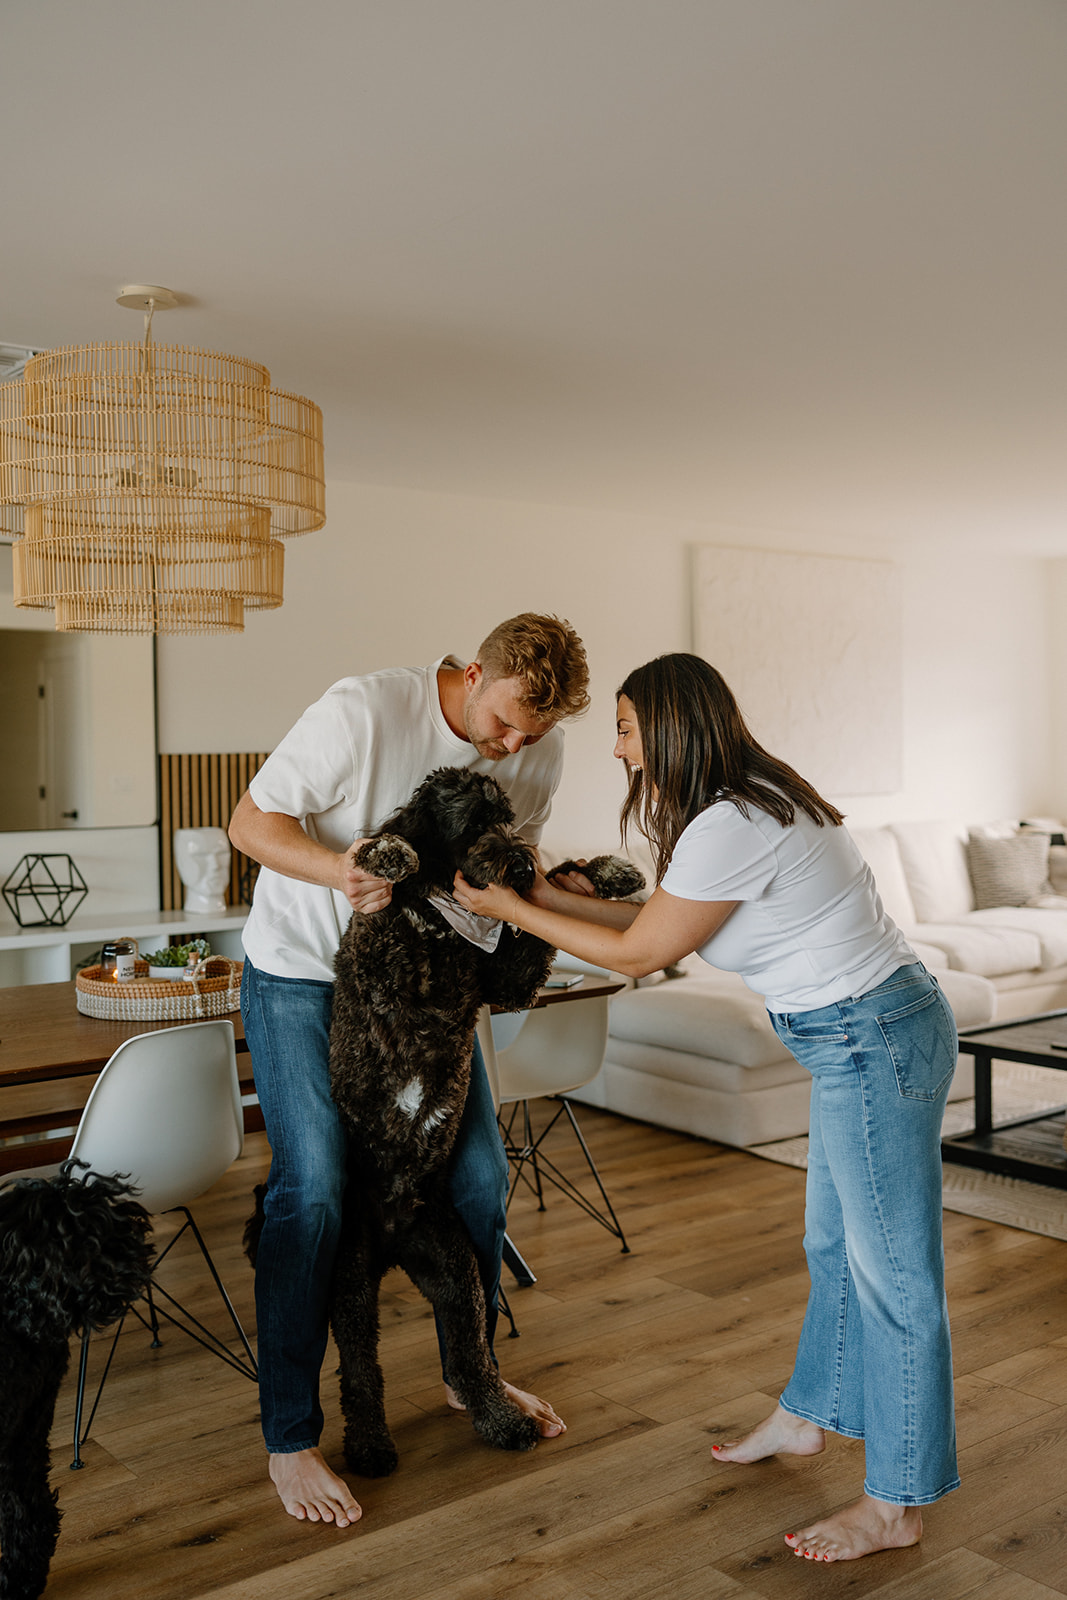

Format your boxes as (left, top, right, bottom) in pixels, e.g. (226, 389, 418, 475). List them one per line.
(248, 765, 643, 1481)
(0, 1163, 153, 1600)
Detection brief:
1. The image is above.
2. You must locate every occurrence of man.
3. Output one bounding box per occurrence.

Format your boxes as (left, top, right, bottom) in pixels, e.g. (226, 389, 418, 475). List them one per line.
(229, 614, 589, 1528)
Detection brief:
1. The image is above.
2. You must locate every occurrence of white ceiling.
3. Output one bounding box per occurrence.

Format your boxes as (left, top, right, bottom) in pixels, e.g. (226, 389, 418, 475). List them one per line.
(3, 0, 1066, 550)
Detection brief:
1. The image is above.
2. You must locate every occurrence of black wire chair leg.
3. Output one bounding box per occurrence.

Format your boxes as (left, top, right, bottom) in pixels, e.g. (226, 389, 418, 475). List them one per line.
(179, 1208, 258, 1373)
(497, 1285, 520, 1339)
(70, 1311, 128, 1470)
(560, 1099, 630, 1252)
(523, 1100, 547, 1208)
(146, 1280, 162, 1347)
(502, 1232, 536, 1288)
(502, 1096, 629, 1253)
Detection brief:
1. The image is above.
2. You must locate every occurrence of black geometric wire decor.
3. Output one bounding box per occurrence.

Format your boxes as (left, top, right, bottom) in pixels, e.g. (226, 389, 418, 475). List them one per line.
(2, 853, 88, 927)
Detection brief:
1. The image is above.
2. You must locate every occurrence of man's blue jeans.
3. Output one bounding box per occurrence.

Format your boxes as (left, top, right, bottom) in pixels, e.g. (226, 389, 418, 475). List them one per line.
(241, 958, 509, 1454)
(769, 963, 961, 1506)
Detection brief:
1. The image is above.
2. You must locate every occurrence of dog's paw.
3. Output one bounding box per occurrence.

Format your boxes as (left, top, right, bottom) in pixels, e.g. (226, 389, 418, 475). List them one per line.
(354, 834, 419, 883)
(471, 1399, 541, 1453)
(344, 1429, 400, 1478)
(552, 855, 645, 900)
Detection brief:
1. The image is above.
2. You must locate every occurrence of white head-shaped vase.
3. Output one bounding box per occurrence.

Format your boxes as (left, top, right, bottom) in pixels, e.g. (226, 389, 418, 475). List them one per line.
(174, 827, 231, 915)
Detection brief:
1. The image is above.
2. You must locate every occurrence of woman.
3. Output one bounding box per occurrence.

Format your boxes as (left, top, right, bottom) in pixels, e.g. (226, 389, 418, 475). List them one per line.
(453, 652, 959, 1563)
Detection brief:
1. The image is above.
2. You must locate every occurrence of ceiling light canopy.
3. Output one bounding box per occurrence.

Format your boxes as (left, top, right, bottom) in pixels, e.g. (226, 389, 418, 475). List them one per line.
(0, 287, 325, 633)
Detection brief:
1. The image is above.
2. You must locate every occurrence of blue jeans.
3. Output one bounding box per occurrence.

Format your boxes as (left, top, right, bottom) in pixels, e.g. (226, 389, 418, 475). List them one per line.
(241, 958, 509, 1454)
(769, 963, 960, 1506)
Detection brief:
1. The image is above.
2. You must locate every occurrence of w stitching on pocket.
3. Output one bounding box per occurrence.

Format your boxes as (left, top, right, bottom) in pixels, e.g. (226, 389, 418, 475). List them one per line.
(877, 989, 956, 1101)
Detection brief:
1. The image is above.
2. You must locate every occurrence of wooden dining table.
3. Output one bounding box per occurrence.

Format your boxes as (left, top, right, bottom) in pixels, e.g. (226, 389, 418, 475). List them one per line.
(0, 980, 255, 1173)
(0, 973, 624, 1174)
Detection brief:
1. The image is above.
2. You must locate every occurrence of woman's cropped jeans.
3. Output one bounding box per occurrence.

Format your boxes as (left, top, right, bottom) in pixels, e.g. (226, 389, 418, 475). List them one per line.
(769, 963, 961, 1506)
(241, 958, 509, 1455)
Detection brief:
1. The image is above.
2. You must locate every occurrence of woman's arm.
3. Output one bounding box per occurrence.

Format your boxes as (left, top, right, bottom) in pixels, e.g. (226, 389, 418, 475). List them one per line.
(453, 869, 737, 978)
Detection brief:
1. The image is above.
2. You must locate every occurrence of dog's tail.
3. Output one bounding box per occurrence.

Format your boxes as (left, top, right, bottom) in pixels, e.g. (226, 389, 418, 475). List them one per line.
(243, 1182, 267, 1267)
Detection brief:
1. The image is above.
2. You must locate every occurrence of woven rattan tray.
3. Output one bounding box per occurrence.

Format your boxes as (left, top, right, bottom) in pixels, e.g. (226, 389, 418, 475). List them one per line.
(75, 957, 243, 1021)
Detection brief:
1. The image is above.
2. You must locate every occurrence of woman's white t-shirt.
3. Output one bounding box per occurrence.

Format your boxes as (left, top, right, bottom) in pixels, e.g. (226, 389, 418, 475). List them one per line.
(660, 799, 914, 1013)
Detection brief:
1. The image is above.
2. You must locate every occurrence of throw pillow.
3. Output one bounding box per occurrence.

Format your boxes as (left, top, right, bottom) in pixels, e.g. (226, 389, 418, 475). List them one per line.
(965, 831, 1052, 909)
(1050, 845, 1067, 897)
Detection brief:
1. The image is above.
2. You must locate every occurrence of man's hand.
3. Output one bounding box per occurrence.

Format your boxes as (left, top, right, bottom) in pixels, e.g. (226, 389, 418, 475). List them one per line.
(339, 841, 393, 913)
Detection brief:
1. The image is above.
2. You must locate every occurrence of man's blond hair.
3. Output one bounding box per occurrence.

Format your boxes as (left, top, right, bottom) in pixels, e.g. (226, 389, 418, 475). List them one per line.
(476, 614, 590, 722)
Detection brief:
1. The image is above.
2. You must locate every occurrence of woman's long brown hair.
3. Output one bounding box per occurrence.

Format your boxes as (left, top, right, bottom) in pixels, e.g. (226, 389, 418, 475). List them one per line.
(618, 653, 844, 882)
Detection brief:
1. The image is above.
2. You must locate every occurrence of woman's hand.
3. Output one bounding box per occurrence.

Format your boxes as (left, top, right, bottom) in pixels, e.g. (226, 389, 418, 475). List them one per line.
(526, 868, 572, 910)
(452, 870, 523, 921)
(546, 859, 596, 898)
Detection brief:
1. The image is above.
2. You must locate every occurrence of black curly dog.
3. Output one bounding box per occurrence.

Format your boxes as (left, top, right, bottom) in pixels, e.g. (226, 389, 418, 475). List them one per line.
(247, 765, 643, 1478)
(0, 1163, 153, 1600)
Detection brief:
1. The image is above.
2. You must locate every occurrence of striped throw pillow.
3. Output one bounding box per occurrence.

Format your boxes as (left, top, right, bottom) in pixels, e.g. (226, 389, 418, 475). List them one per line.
(965, 831, 1052, 909)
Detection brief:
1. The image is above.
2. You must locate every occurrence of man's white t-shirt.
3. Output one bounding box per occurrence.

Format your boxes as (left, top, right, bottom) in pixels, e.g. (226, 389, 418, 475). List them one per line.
(660, 800, 914, 1013)
(242, 657, 565, 982)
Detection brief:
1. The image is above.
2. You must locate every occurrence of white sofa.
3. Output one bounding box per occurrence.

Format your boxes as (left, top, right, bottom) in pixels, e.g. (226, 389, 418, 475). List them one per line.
(559, 817, 1067, 1149)
(850, 819, 1067, 1020)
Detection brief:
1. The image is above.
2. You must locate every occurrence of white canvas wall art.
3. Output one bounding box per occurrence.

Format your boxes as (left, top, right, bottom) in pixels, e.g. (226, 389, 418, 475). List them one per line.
(693, 545, 901, 797)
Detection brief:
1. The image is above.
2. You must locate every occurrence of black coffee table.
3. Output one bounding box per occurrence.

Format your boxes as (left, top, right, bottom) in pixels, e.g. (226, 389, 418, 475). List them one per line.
(942, 1009, 1067, 1187)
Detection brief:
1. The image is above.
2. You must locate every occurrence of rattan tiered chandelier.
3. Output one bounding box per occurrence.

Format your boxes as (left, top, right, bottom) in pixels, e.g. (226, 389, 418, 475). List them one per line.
(0, 286, 325, 633)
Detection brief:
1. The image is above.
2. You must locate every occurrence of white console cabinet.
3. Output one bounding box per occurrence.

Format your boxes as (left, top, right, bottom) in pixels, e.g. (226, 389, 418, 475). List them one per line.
(0, 906, 249, 988)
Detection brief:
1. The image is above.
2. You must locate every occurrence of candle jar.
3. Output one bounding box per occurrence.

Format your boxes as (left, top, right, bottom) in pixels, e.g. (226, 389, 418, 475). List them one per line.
(100, 937, 138, 982)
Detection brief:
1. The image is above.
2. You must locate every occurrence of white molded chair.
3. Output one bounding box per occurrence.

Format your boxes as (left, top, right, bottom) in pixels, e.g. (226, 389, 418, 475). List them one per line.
(22, 1020, 258, 1466)
(478, 980, 629, 1255)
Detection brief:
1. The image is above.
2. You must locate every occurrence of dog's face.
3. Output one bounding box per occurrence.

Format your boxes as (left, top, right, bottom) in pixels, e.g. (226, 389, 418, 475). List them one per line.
(0, 1166, 154, 1339)
(459, 829, 538, 894)
(417, 770, 538, 892)
(416, 767, 516, 844)
(364, 767, 540, 899)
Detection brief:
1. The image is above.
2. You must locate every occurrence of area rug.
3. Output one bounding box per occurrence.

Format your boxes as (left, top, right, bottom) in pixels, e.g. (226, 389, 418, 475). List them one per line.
(748, 1063, 1067, 1242)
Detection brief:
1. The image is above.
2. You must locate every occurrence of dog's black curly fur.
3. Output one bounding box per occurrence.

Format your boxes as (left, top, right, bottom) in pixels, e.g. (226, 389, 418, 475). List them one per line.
(246, 765, 644, 1479)
(0, 1162, 153, 1600)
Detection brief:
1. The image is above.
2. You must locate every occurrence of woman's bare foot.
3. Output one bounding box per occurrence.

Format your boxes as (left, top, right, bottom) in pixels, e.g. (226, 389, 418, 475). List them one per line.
(786, 1496, 922, 1561)
(445, 1380, 566, 1437)
(711, 1404, 825, 1463)
(268, 1447, 362, 1527)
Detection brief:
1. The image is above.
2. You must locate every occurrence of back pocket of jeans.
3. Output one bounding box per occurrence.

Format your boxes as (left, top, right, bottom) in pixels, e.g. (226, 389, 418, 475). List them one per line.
(877, 989, 958, 1101)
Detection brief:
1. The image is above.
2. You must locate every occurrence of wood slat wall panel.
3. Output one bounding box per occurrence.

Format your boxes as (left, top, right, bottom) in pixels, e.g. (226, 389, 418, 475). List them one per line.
(157, 752, 270, 909)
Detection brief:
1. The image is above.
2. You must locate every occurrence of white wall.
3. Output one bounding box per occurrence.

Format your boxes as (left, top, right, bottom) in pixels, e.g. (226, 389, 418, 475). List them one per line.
(1049, 561, 1067, 816)
(0, 826, 159, 923)
(153, 478, 1066, 854)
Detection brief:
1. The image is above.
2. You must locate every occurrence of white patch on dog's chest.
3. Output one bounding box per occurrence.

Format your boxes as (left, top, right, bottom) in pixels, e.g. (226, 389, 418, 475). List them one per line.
(395, 1079, 424, 1118)
(395, 1078, 450, 1131)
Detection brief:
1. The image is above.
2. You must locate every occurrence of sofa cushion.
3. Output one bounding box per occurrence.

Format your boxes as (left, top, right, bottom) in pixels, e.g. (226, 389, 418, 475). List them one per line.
(965, 831, 1052, 909)
(849, 826, 918, 930)
(608, 976, 791, 1068)
(890, 821, 975, 922)
(908, 937, 951, 966)
(963, 907, 1067, 969)
(926, 966, 996, 1027)
(913, 921, 1041, 977)
(603, 1037, 808, 1093)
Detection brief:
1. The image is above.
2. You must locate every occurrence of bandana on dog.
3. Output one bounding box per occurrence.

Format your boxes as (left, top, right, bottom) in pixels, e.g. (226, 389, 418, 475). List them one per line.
(426, 893, 504, 952)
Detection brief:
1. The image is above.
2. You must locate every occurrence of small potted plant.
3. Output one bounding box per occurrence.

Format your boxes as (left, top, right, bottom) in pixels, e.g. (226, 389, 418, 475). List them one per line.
(143, 939, 211, 980)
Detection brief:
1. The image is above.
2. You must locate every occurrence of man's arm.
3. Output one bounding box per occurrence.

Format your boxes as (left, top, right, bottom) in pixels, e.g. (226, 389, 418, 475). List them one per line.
(229, 789, 392, 913)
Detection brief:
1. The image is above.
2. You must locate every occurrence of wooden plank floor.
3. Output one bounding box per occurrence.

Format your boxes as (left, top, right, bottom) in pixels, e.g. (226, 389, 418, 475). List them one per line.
(34, 1106, 1067, 1599)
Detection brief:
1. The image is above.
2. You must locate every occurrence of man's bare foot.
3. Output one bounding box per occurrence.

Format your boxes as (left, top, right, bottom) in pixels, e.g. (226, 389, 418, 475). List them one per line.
(786, 1495, 922, 1561)
(268, 1447, 362, 1527)
(445, 1380, 566, 1438)
(711, 1404, 825, 1463)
